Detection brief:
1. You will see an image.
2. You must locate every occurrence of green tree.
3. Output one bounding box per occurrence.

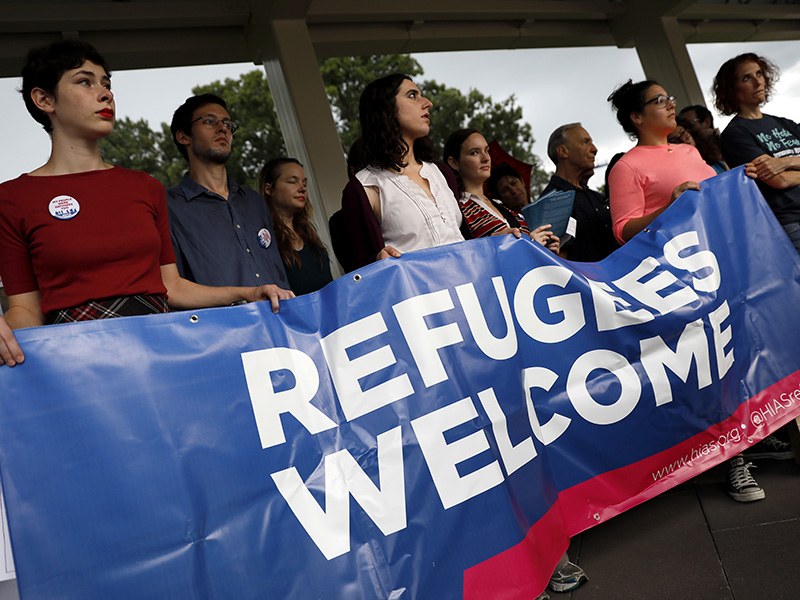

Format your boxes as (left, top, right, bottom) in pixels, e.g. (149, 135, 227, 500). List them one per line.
(153, 121, 189, 186)
(100, 71, 285, 189)
(422, 81, 549, 193)
(99, 117, 171, 183)
(99, 54, 549, 191)
(320, 54, 423, 152)
(193, 70, 285, 188)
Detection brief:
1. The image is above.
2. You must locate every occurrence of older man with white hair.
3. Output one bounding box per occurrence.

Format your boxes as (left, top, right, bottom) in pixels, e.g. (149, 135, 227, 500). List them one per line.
(539, 123, 619, 262)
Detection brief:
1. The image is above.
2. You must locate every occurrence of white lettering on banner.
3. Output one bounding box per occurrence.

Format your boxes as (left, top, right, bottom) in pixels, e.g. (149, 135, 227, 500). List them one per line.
(241, 348, 336, 449)
(411, 398, 505, 510)
(709, 301, 734, 378)
(589, 280, 654, 332)
(320, 312, 414, 421)
(513, 265, 585, 343)
(477, 387, 537, 475)
(781, 386, 800, 405)
(567, 350, 642, 425)
(525, 310, 731, 437)
(663, 232, 721, 293)
(271, 426, 406, 560)
(640, 319, 712, 407)
(240, 231, 742, 559)
(455, 278, 518, 360)
(613, 256, 699, 315)
(523, 367, 571, 446)
(393, 290, 463, 388)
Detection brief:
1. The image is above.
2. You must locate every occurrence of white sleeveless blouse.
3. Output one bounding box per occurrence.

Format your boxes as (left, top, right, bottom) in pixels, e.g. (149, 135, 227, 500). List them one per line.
(356, 163, 464, 253)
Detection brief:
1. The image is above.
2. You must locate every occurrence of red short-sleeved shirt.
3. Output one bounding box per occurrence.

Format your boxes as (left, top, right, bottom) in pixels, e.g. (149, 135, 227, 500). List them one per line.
(0, 166, 176, 315)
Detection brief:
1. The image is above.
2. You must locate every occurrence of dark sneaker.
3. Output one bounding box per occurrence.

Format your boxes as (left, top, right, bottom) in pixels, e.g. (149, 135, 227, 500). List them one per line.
(728, 456, 765, 502)
(743, 434, 794, 460)
(548, 560, 588, 593)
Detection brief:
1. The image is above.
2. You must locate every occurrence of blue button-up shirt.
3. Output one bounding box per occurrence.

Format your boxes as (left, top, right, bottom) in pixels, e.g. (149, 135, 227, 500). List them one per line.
(166, 174, 289, 288)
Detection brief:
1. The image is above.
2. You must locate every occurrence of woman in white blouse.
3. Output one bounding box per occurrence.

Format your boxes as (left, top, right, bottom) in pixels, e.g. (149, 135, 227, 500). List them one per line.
(338, 74, 465, 269)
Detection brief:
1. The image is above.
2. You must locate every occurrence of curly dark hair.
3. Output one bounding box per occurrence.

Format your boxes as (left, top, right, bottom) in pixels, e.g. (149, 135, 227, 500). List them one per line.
(257, 157, 327, 269)
(443, 128, 482, 194)
(21, 40, 111, 134)
(359, 73, 438, 172)
(712, 53, 779, 116)
(607, 79, 659, 140)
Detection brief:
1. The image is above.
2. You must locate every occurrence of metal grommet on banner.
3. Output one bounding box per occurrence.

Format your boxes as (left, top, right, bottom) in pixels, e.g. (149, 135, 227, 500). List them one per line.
(593, 513, 600, 521)
(189, 315, 199, 323)
(353, 273, 362, 282)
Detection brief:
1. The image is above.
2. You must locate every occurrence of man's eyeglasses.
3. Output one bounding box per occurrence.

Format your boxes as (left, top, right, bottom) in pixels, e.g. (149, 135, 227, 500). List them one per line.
(643, 95, 676, 109)
(191, 115, 240, 134)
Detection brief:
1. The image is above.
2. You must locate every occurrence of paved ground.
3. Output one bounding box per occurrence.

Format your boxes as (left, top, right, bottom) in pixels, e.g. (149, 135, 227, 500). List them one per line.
(563, 456, 800, 600)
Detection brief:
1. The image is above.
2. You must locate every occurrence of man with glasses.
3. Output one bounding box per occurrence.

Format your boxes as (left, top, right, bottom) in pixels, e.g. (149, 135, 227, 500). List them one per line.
(166, 94, 290, 292)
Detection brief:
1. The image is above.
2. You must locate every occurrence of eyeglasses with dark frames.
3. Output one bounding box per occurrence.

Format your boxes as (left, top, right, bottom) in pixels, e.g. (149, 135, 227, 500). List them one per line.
(643, 95, 676, 109)
(191, 115, 240, 134)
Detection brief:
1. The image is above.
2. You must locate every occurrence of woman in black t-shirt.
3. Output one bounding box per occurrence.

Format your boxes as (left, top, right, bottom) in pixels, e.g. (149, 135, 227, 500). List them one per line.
(258, 158, 333, 295)
(712, 52, 799, 503)
(714, 52, 800, 252)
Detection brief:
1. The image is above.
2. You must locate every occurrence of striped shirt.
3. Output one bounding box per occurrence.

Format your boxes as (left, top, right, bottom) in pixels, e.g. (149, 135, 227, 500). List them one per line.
(458, 192, 530, 238)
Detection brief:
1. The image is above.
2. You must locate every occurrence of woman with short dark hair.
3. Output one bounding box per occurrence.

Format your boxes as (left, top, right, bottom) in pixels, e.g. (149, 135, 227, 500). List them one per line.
(714, 53, 800, 253)
(0, 41, 292, 353)
(486, 163, 529, 214)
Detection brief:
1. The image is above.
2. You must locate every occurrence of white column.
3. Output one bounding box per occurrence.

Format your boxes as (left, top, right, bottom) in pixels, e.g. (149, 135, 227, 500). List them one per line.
(633, 16, 705, 107)
(613, 2, 706, 108)
(246, 7, 348, 276)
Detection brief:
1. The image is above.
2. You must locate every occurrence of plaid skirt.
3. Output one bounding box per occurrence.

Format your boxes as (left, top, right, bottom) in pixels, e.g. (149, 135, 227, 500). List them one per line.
(47, 294, 169, 325)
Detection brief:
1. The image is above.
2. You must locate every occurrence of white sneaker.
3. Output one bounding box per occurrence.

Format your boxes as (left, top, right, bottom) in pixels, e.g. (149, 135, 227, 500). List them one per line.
(548, 560, 588, 593)
(727, 456, 765, 502)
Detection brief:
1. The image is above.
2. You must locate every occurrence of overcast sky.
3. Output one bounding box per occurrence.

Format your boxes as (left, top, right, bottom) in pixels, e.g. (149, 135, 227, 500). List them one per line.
(1, 40, 799, 187)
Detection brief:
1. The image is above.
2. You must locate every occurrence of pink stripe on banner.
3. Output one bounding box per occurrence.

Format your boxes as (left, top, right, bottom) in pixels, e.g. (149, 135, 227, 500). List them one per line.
(463, 503, 569, 600)
(559, 368, 800, 536)
(463, 368, 800, 599)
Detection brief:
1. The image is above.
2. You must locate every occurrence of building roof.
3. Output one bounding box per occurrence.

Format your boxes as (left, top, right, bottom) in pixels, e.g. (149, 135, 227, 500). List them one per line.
(2, 0, 800, 76)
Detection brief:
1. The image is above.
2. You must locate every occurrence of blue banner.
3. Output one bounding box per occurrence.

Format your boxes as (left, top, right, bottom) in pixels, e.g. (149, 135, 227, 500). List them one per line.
(1, 168, 799, 600)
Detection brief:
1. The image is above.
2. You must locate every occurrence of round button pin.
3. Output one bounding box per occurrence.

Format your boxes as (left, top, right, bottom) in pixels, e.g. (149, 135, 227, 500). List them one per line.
(48, 195, 80, 220)
(257, 228, 272, 249)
